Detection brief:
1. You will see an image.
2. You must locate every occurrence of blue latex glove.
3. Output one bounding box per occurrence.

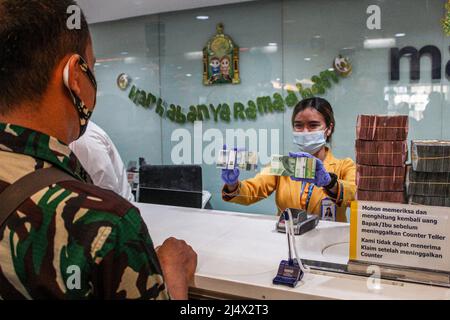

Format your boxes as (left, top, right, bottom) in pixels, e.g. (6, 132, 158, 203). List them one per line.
(221, 145, 241, 186)
(289, 152, 331, 187)
(222, 167, 240, 186)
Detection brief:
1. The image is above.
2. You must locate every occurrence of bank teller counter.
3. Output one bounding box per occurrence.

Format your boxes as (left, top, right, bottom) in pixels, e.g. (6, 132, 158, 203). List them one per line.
(134, 202, 450, 300)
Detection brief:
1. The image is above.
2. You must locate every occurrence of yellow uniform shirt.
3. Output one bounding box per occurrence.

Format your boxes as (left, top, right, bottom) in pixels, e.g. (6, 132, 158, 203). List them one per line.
(222, 148, 356, 222)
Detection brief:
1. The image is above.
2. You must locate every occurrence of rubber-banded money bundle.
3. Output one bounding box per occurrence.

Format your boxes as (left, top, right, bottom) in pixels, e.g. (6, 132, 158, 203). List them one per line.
(264, 155, 316, 179)
(356, 165, 406, 192)
(407, 167, 450, 198)
(355, 140, 408, 167)
(357, 190, 405, 203)
(356, 115, 408, 141)
(216, 149, 258, 171)
(408, 195, 450, 207)
(411, 140, 450, 173)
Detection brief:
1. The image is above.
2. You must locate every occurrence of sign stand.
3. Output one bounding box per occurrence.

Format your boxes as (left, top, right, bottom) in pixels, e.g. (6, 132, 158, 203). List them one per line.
(349, 201, 450, 287)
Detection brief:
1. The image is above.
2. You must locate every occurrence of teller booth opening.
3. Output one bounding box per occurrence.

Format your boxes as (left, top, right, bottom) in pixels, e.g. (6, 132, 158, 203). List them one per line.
(138, 165, 210, 209)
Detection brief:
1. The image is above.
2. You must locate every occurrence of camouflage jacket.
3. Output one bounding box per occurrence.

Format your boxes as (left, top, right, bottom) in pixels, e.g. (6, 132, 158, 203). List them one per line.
(0, 123, 169, 300)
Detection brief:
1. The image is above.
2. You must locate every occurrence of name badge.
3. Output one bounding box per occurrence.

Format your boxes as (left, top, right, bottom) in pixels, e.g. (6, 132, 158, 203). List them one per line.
(321, 198, 336, 221)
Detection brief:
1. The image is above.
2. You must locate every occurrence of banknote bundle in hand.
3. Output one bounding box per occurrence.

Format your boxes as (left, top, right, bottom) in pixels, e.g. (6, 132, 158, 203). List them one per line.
(356, 115, 408, 141)
(355, 115, 409, 204)
(411, 140, 450, 173)
(216, 149, 258, 171)
(355, 140, 408, 167)
(265, 155, 316, 179)
(356, 165, 406, 192)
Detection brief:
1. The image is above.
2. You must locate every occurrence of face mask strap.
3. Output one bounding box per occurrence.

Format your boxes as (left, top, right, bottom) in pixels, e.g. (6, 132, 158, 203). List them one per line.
(63, 55, 97, 138)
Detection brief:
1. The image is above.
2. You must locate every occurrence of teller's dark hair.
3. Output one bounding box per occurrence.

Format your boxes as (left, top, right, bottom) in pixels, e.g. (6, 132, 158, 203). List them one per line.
(291, 97, 336, 143)
(0, 0, 90, 114)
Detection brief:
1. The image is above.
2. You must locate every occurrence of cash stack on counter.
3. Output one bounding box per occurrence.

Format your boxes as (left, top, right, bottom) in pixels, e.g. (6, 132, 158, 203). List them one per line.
(355, 115, 408, 203)
(407, 140, 450, 207)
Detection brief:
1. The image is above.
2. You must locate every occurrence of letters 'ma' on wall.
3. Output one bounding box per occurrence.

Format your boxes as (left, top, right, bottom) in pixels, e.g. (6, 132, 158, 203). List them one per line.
(390, 46, 450, 81)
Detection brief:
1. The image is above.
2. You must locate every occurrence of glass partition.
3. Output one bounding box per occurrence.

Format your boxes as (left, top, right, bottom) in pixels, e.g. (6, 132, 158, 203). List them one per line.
(89, 0, 450, 216)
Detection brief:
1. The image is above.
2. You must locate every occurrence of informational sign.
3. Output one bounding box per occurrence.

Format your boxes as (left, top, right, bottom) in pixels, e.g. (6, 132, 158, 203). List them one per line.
(350, 201, 450, 272)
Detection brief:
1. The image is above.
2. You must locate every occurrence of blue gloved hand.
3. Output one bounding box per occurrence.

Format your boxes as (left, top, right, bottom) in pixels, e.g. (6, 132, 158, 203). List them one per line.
(289, 152, 331, 187)
(221, 145, 241, 186)
(222, 167, 240, 186)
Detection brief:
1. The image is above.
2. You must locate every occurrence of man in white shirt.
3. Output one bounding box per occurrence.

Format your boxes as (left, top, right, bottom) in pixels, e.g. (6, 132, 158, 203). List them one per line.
(70, 121, 135, 202)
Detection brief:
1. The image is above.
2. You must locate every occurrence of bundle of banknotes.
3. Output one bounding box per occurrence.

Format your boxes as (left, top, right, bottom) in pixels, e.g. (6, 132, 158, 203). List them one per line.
(407, 167, 450, 198)
(216, 149, 258, 171)
(355, 140, 408, 167)
(408, 195, 450, 208)
(411, 140, 450, 173)
(356, 165, 406, 192)
(357, 190, 405, 203)
(356, 115, 409, 141)
(264, 155, 316, 179)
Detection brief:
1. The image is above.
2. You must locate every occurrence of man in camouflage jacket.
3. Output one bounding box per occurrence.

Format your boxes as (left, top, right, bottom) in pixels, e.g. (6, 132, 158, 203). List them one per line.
(0, 0, 197, 299)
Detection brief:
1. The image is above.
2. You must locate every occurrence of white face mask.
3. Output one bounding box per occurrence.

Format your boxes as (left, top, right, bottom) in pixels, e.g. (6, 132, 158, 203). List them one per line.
(293, 130, 327, 154)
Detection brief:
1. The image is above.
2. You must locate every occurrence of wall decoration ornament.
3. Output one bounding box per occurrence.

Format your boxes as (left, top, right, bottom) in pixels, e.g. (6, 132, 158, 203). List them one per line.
(126, 55, 351, 124)
(117, 73, 131, 90)
(333, 55, 352, 77)
(203, 23, 240, 85)
(443, 0, 450, 36)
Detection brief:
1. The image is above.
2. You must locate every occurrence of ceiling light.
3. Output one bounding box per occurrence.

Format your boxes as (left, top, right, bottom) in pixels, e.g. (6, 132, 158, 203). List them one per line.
(124, 57, 137, 64)
(184, 51, 203, 60)
(364, 38, 396, 49)
(196, 16, 209, 20)
(261, 46, 278, 54)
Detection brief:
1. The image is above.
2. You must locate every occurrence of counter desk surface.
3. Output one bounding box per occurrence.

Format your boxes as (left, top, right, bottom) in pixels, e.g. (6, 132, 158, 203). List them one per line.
(134, 202, 450, 300)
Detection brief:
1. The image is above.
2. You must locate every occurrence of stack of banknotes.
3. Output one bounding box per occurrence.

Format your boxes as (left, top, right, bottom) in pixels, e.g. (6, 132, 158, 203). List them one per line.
(407, 141, 450, 207)
(216, 149, 258, 171)
(264, 155, 316, 179)
(355, 115, 409, 203)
